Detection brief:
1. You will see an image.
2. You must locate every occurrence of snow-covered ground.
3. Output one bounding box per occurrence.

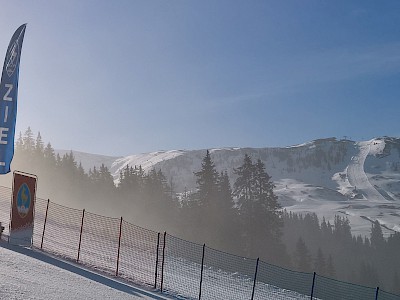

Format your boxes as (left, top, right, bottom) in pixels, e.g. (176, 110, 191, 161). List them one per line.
(57, 137, 400, 238)
(0, 241, 169, 300)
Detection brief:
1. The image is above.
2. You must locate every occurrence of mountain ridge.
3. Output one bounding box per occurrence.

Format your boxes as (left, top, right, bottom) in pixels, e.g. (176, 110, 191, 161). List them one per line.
(57, 136, 400, 237)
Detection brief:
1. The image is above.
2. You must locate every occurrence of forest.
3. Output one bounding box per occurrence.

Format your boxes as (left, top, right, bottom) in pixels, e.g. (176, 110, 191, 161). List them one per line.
(6, 127, 400, 294)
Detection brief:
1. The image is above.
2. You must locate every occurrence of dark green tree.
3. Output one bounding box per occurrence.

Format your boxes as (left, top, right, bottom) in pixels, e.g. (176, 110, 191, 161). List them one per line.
(233, 155, 284, 262)
(370, 220, 385, 250)
(294, 237, 312, 272)
(233, 154, 254, 202)
(194, 150, 219, 208)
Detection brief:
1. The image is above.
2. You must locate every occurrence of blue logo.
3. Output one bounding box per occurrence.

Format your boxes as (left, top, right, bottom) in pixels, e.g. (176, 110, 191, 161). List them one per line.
(17, 183, 31, 218)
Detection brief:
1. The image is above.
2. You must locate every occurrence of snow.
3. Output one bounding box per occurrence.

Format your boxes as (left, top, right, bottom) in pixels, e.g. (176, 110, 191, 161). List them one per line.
(57, 137, 400, 238)
(0, 239, 313, 300)
(347, 141, 388, 203)
(0, 241, 168, 300)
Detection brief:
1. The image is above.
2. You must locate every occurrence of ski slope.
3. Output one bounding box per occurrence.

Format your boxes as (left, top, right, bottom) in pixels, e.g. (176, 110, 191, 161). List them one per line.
(347, 141, 388, 203)
(0, 242, 168, 300)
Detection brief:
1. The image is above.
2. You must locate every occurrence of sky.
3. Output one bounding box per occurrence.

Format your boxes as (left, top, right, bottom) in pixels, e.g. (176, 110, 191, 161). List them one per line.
(0, 1, 399, 156)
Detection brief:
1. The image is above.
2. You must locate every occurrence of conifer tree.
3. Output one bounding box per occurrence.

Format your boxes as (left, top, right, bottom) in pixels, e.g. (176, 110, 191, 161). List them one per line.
(294, 237, 312, 272)
(35, 132, 44, 156)
(15, 131, 23, 153)
(233, 154, 254, 202)
(23, 127, 35, 154)
(370, 220, 385, 250)
(194, 150, 219, 208)
(233, 155, 284, 261)
(190, 151, 220, 242)
(314, 248, 326, 275)
(43, 143, 56, 164)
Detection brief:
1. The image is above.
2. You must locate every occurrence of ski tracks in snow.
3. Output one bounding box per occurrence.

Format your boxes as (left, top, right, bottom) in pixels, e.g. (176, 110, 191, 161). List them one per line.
(347, 141, 388, 203)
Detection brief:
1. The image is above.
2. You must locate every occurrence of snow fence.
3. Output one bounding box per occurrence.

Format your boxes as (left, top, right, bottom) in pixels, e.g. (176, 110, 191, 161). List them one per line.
(0, 186, 399, 300)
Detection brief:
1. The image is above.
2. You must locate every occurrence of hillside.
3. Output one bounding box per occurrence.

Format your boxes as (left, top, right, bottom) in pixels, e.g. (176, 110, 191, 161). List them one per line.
(60, 137, 400, 237)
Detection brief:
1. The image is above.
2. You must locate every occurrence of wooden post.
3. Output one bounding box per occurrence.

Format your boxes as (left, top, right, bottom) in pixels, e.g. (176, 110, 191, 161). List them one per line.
(77, 209, 85, 262)
(115, 217, 123, 276)
(40, 199, 50, 249)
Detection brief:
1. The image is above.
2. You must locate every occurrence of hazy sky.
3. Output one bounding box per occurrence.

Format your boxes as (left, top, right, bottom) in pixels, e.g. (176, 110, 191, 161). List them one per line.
(1, 1, 399, 156)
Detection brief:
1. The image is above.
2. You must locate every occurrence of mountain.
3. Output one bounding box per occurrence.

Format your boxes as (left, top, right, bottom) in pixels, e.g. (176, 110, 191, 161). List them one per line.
(59, 137, 400, 237)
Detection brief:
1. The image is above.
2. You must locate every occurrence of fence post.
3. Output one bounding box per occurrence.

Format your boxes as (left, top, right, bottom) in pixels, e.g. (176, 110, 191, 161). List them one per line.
(199, 243, 206, 300)
(251, 258, 259, 300)
(375, 287, 379, 300)
(115, 217, 123, 276)
(154, 232, 160, 289)
(310, 272, 316, 299)
(77, 209, 85, 262)
(40, 199, 50, 249)
(160, 231, 166, 293)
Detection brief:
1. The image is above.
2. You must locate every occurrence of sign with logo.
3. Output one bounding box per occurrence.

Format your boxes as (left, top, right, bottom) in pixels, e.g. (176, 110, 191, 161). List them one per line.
(9, 171, 37, 246)
(0, 24, 27, 174)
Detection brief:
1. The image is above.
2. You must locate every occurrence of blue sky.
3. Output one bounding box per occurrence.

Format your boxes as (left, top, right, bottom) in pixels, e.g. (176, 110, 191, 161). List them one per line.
(0, 1, 399, 156)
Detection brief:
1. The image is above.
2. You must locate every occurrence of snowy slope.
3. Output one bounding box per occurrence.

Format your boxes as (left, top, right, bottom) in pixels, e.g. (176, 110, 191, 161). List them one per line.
(61, 137, 400, 237)
(0, 242, 168, 300)
(0, 240, 311, 300)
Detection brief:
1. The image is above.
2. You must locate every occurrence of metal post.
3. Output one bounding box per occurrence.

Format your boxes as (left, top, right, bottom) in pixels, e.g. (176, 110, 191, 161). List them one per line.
(77, 209, 85, 262)
(160, 231, 166, 293)
(375, 287, 379, 300)
(310, 272, 316, 299)
(199, 243, 206, 300)
(40, 199, 50, 249)
(154, 232, 160, 289)
(115, 217, 123, 276)
(251, 258, 259, 300)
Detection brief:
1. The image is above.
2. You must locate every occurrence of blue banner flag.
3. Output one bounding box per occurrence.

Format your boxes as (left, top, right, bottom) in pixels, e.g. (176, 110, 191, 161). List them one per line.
(0, 24, 27, 174)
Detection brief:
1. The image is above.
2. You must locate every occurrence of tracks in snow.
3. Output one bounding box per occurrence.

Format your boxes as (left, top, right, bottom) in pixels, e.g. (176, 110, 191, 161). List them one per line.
(347, 141, 388, 203)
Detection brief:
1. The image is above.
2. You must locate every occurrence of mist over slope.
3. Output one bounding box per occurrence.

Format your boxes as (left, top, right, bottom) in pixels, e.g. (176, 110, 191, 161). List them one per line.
(61, 137, 400, 237)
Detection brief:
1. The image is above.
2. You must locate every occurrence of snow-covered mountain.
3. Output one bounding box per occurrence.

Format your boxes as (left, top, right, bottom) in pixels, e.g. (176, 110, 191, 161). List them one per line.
(61, 137, 400, 237)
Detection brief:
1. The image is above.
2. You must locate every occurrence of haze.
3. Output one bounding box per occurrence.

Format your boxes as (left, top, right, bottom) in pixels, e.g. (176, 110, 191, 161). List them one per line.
(0, 1, 399, 156)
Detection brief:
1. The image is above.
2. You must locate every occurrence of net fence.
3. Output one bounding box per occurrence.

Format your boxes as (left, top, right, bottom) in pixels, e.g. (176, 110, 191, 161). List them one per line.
(0, 185, 399, 300)
(118, 219, 159, 287)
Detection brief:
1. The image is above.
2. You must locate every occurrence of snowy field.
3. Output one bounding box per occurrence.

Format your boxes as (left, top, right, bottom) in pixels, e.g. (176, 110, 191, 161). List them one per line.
(0, 241, 169, 300)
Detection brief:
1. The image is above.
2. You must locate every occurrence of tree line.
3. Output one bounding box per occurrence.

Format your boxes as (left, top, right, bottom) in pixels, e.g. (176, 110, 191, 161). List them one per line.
(9, 128, 400, 295)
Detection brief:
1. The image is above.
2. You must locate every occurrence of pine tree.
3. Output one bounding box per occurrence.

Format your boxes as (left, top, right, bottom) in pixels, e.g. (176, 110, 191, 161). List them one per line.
(294, 237, 312, 272)
(233, 155, 284, 261)
(370, 220, 385, 250)
(194, 150, 219, 208)
(314, 248, 326, 275)
(23, 127, 35, 153)
(35, 132, 44, 157)
(43, 143, 56, 164)
(15, 131, 23, 153)
(233, 154, 254, 202)
(99, 164, 115, 190)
